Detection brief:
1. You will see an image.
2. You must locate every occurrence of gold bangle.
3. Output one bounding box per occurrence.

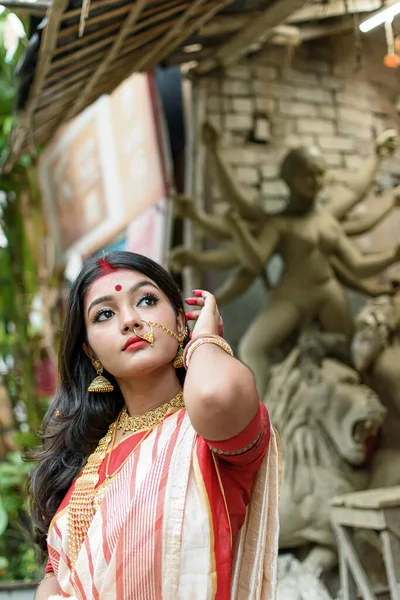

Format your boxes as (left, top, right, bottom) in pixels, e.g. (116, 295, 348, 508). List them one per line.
(184, 335, 234, 369)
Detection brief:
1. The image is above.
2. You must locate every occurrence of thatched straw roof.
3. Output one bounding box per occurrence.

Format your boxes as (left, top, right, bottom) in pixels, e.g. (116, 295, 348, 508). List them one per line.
(3, 0, 381, 170)
(2, 0, 311, 170)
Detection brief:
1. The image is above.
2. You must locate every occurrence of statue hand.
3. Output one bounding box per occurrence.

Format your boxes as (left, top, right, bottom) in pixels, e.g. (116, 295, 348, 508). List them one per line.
(173, 195, 197, 219)
(225, 207, 241, 224)
(202, 121, 220, 149)
(169, 247, 197, 272)
(376, 129, 398, 158)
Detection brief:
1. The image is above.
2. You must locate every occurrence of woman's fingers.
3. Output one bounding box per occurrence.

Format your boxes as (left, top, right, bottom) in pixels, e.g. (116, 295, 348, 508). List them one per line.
(193, 290, 218, 313)
(186, 289, 223, 338)
(185, 297, 205, 307)
(185, 311, 200, 321)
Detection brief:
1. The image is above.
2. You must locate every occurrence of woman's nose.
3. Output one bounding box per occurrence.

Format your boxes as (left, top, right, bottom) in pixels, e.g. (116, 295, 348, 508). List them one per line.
(121, 307, 142, 333)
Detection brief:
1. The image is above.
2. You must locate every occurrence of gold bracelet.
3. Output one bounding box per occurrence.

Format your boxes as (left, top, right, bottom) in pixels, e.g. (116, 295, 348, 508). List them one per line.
(184, 335, 234, 369)
(208, 429, 261, 456)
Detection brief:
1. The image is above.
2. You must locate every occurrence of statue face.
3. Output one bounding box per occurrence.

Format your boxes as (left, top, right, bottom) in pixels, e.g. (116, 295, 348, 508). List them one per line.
(321, 360, 386, 466)
(291, 157, 326, 204)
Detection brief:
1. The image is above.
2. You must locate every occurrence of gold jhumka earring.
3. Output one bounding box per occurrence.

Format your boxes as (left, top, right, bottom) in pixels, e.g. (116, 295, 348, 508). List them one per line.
(88, 358, 114, 393)
(172, 329, 188, 369)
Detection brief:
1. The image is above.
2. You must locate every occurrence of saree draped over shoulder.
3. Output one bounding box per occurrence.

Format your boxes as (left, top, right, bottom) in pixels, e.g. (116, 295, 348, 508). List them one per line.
(47, 408, 280, 600)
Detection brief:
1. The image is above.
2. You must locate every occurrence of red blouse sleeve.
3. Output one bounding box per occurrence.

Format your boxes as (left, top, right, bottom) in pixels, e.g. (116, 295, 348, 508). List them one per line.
(203, 401, 270, 466)
(45, 557, 54, 573)
(201, 402, 271, 542)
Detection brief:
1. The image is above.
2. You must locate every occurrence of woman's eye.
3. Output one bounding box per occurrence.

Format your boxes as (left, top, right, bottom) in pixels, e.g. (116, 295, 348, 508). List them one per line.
(137, 293, 159, 307)
(93, 309, 114, 323)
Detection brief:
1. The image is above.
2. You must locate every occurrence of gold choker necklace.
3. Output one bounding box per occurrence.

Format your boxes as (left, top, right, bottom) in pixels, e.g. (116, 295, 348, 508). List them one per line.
(117, 391, 184, 433)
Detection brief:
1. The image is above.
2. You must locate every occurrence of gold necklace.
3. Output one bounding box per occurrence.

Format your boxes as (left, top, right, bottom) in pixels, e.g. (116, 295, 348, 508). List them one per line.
(67, 391, 184, 570)
(117, 391, 184, 433)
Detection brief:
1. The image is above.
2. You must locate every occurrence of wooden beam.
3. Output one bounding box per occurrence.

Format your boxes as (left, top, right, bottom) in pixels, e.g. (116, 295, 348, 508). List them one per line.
(0, 0, 50, 15)
(201, 17, 301, 45)
(196, 0, 308, 74)
(201, 0, 383, 37)
(200, 13, 249, 37)
(269, 24, 302, 46)
(299, 17, 355, 42)
(287, 0, 382, 23)
(136, 0, 234, 72)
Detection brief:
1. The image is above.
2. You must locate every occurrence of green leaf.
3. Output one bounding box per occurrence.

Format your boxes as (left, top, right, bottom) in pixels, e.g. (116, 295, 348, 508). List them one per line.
(6, 451, 23, 466)
(2, 114, 13, 135)
(0, 497, 8, 535)
(0, 452, 31, 490)
(0, 79, 15, 115)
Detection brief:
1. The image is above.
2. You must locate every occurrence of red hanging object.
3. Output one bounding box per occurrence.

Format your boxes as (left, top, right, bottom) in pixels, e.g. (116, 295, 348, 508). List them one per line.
(384, 53, 400, 68)
(384, 20, 400, 68)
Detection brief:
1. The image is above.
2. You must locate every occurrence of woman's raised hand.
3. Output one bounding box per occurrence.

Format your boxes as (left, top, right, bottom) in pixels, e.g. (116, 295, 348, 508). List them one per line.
(185, 290, 224, 338)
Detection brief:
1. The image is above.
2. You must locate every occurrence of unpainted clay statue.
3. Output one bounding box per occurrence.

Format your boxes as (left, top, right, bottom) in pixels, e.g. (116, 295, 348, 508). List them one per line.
(267, 333, 386, 574)
(171, 124, 400, 396)
(352, 292, 400, 489)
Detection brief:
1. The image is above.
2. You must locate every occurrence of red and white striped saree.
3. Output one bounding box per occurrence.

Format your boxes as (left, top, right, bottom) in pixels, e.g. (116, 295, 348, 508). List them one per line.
(47, 408, 280, 599)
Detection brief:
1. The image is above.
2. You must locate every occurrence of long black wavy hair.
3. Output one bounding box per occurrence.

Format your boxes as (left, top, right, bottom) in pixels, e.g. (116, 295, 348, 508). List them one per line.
(29, 251, 188, 551)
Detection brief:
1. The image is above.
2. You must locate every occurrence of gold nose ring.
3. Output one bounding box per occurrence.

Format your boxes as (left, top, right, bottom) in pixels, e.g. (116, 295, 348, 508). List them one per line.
(132, 320, 155, 347)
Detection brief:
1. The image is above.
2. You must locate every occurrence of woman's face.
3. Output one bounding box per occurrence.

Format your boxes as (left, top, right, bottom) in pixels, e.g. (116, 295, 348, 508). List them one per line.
(83, 269, 184, 380)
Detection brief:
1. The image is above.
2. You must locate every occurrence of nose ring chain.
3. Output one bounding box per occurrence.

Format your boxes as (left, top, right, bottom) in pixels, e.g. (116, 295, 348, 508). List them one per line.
(132, 320, 188, 346)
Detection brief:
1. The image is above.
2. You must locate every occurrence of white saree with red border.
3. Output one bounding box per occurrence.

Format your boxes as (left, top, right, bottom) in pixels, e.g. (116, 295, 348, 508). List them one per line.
(47, 408, 280, 599)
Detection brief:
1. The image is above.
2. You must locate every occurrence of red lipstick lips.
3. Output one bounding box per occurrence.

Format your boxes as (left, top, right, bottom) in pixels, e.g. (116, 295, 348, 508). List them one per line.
(122, 336, 148, 351)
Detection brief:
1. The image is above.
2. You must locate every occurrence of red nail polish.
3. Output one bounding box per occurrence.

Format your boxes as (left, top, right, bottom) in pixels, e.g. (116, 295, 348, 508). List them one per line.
(193, 290, 203, 296)
(185, 298, 197, 305)
(186, 311, 194, 319)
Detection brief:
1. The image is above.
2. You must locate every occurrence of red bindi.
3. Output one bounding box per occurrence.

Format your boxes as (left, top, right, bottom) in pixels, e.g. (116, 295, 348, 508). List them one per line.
(115, 285, 122, 292)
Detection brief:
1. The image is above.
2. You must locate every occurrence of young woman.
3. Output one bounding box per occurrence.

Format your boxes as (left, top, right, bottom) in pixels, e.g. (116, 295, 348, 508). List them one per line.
(30, 251, 280, 600)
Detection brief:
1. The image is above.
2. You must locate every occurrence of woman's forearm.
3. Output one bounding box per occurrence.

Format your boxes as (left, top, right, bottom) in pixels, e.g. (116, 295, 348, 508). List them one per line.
(183, 343, 259, 442)
(35, 575, 61, 600)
